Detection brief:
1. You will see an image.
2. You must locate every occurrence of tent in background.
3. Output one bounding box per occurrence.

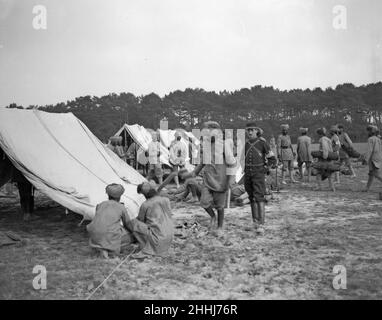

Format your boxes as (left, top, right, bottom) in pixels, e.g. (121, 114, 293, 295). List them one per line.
(158, 128, 199, 163)
(158, 128, 199, 149)
(115, 124, 171, 167)
(115, 124, 203, 172)
(0, 109, 146, 220)
(115, 123, 248, 182)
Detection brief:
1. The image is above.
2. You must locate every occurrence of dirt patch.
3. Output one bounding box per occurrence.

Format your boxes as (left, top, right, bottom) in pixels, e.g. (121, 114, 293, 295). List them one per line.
(0, 166, 381, 299)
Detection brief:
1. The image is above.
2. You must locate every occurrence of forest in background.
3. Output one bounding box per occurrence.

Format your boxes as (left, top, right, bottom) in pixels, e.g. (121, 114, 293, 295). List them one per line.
(5, 82, 382, 143)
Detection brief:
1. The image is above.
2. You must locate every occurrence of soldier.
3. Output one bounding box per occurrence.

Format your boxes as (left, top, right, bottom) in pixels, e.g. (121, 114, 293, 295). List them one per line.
(296, 127, 313, 183)
(147, 131, 163, 185)
(127, 182, 174, 259)
(87, 183, 134, 258)
(314, 127, 336, 192)
(242, 122, 276, 234)
(183, 121, 236, 235)
(169, 131, 187, 188)
(277, 124, 296, 184)
(108, 136, 127, 161)
(337, 124, 356, 178)
(362, 125, 382, 192)
(328, 125, 341, 184)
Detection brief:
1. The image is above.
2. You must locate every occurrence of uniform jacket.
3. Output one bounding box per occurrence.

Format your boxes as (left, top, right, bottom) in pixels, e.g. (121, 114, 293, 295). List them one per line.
(365, 136, 382, 169)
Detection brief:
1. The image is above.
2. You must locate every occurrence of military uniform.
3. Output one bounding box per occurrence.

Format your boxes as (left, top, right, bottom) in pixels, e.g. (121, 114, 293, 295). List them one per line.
(127, 195, 174, 257)
(195, 139, 236, 209)
(244, 137, 271, 203)
(87, 200, 133, 254)
(277, 134, 294, 161)
(297, 135, 313, 166)
(147, 140, 163, 182)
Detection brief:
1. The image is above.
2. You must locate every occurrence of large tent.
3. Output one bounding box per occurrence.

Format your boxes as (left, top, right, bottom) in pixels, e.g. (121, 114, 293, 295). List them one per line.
(0, 109, 146, 220)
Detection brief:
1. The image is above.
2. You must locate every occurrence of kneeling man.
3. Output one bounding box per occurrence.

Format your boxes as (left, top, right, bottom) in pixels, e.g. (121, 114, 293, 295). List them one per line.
(127, 182, 174, 259)
(87, 183, 133, 258)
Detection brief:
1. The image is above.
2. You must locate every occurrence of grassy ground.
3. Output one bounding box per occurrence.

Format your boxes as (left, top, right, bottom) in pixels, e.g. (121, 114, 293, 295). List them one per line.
(0, 163, 381, 300)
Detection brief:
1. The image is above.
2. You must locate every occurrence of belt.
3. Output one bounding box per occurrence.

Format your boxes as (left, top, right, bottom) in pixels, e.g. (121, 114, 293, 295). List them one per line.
(281, 146, 290, 149)
(245, 163, 264, 167)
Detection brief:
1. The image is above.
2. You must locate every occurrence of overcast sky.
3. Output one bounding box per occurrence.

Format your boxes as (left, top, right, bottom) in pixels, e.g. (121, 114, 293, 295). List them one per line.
(0, 0, 381, 107)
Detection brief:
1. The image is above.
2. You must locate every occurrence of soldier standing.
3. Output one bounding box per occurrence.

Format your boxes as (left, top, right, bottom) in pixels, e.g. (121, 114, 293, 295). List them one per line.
(242, 122, 276, 234)
(277, 124, 297, 184)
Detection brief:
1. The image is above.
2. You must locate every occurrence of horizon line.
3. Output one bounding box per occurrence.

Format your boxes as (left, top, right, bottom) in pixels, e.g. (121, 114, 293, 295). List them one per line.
(2, 80, 382, 109)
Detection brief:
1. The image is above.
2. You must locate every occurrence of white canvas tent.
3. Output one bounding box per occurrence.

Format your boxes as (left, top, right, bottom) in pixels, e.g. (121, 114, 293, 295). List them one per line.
(115, 124, 171, 167)
(115, 124, 203, 172)
(158, 128, 200, 149)
(158, 128, 200, 165)
(115, 123, 244, 182)
(0, 109, 146, 220)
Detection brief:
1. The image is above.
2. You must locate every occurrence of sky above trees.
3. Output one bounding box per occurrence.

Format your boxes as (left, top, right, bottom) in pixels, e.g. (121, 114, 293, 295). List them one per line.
(0, 0, 381, 107)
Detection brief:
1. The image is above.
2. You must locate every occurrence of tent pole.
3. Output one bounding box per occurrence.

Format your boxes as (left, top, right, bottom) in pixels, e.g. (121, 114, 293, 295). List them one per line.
(124, 126, 128, 163)
(135, 140, 138, 170)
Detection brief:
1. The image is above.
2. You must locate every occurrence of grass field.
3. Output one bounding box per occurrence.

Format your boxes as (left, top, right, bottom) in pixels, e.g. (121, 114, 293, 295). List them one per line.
(0, 162, 381, 300)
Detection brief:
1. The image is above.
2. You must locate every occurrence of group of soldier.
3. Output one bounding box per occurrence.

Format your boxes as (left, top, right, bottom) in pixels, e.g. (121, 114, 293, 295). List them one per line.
(107, 120, 382, 238)
(70, 119, 382, 258)
(272, 123, 381, 194)
(2, 119, 381, 258)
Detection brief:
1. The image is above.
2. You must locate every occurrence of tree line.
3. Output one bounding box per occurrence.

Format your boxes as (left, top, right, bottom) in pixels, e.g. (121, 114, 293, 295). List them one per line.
(6, 82, 382, 143)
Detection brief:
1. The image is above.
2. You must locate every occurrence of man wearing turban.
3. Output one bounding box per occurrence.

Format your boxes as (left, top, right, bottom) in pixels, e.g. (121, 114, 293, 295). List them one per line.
(328, 125, 341, 184)
(363, 125, 382, 192)
(337, 124, 357, 178)
(277, 124, 297, 184)
(183, 121, 237, 234)
(147, 131, 163, 185)
(296, 127, 313, 183)
(125, 182, 174, 259)
(86, 183, 133, 258)
(313, 128, 336, 192)
(108, 136, 127, 161)
(168, 131, 187, 188)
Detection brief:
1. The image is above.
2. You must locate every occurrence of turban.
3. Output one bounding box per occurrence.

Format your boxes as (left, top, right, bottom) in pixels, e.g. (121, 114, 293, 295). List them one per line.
(299, 127, 308, 133)
(148, 180, 157, 188)
(202, 121, 221, 129)
(178, 168, 189, 176)
(330, 125, 339, 133)
(105, 183, 125, 198)
(316, 127, 327, 136)
(367, 125, 379, 133)
(281, 124, 289, 130)
(137, 182, 153, 197)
